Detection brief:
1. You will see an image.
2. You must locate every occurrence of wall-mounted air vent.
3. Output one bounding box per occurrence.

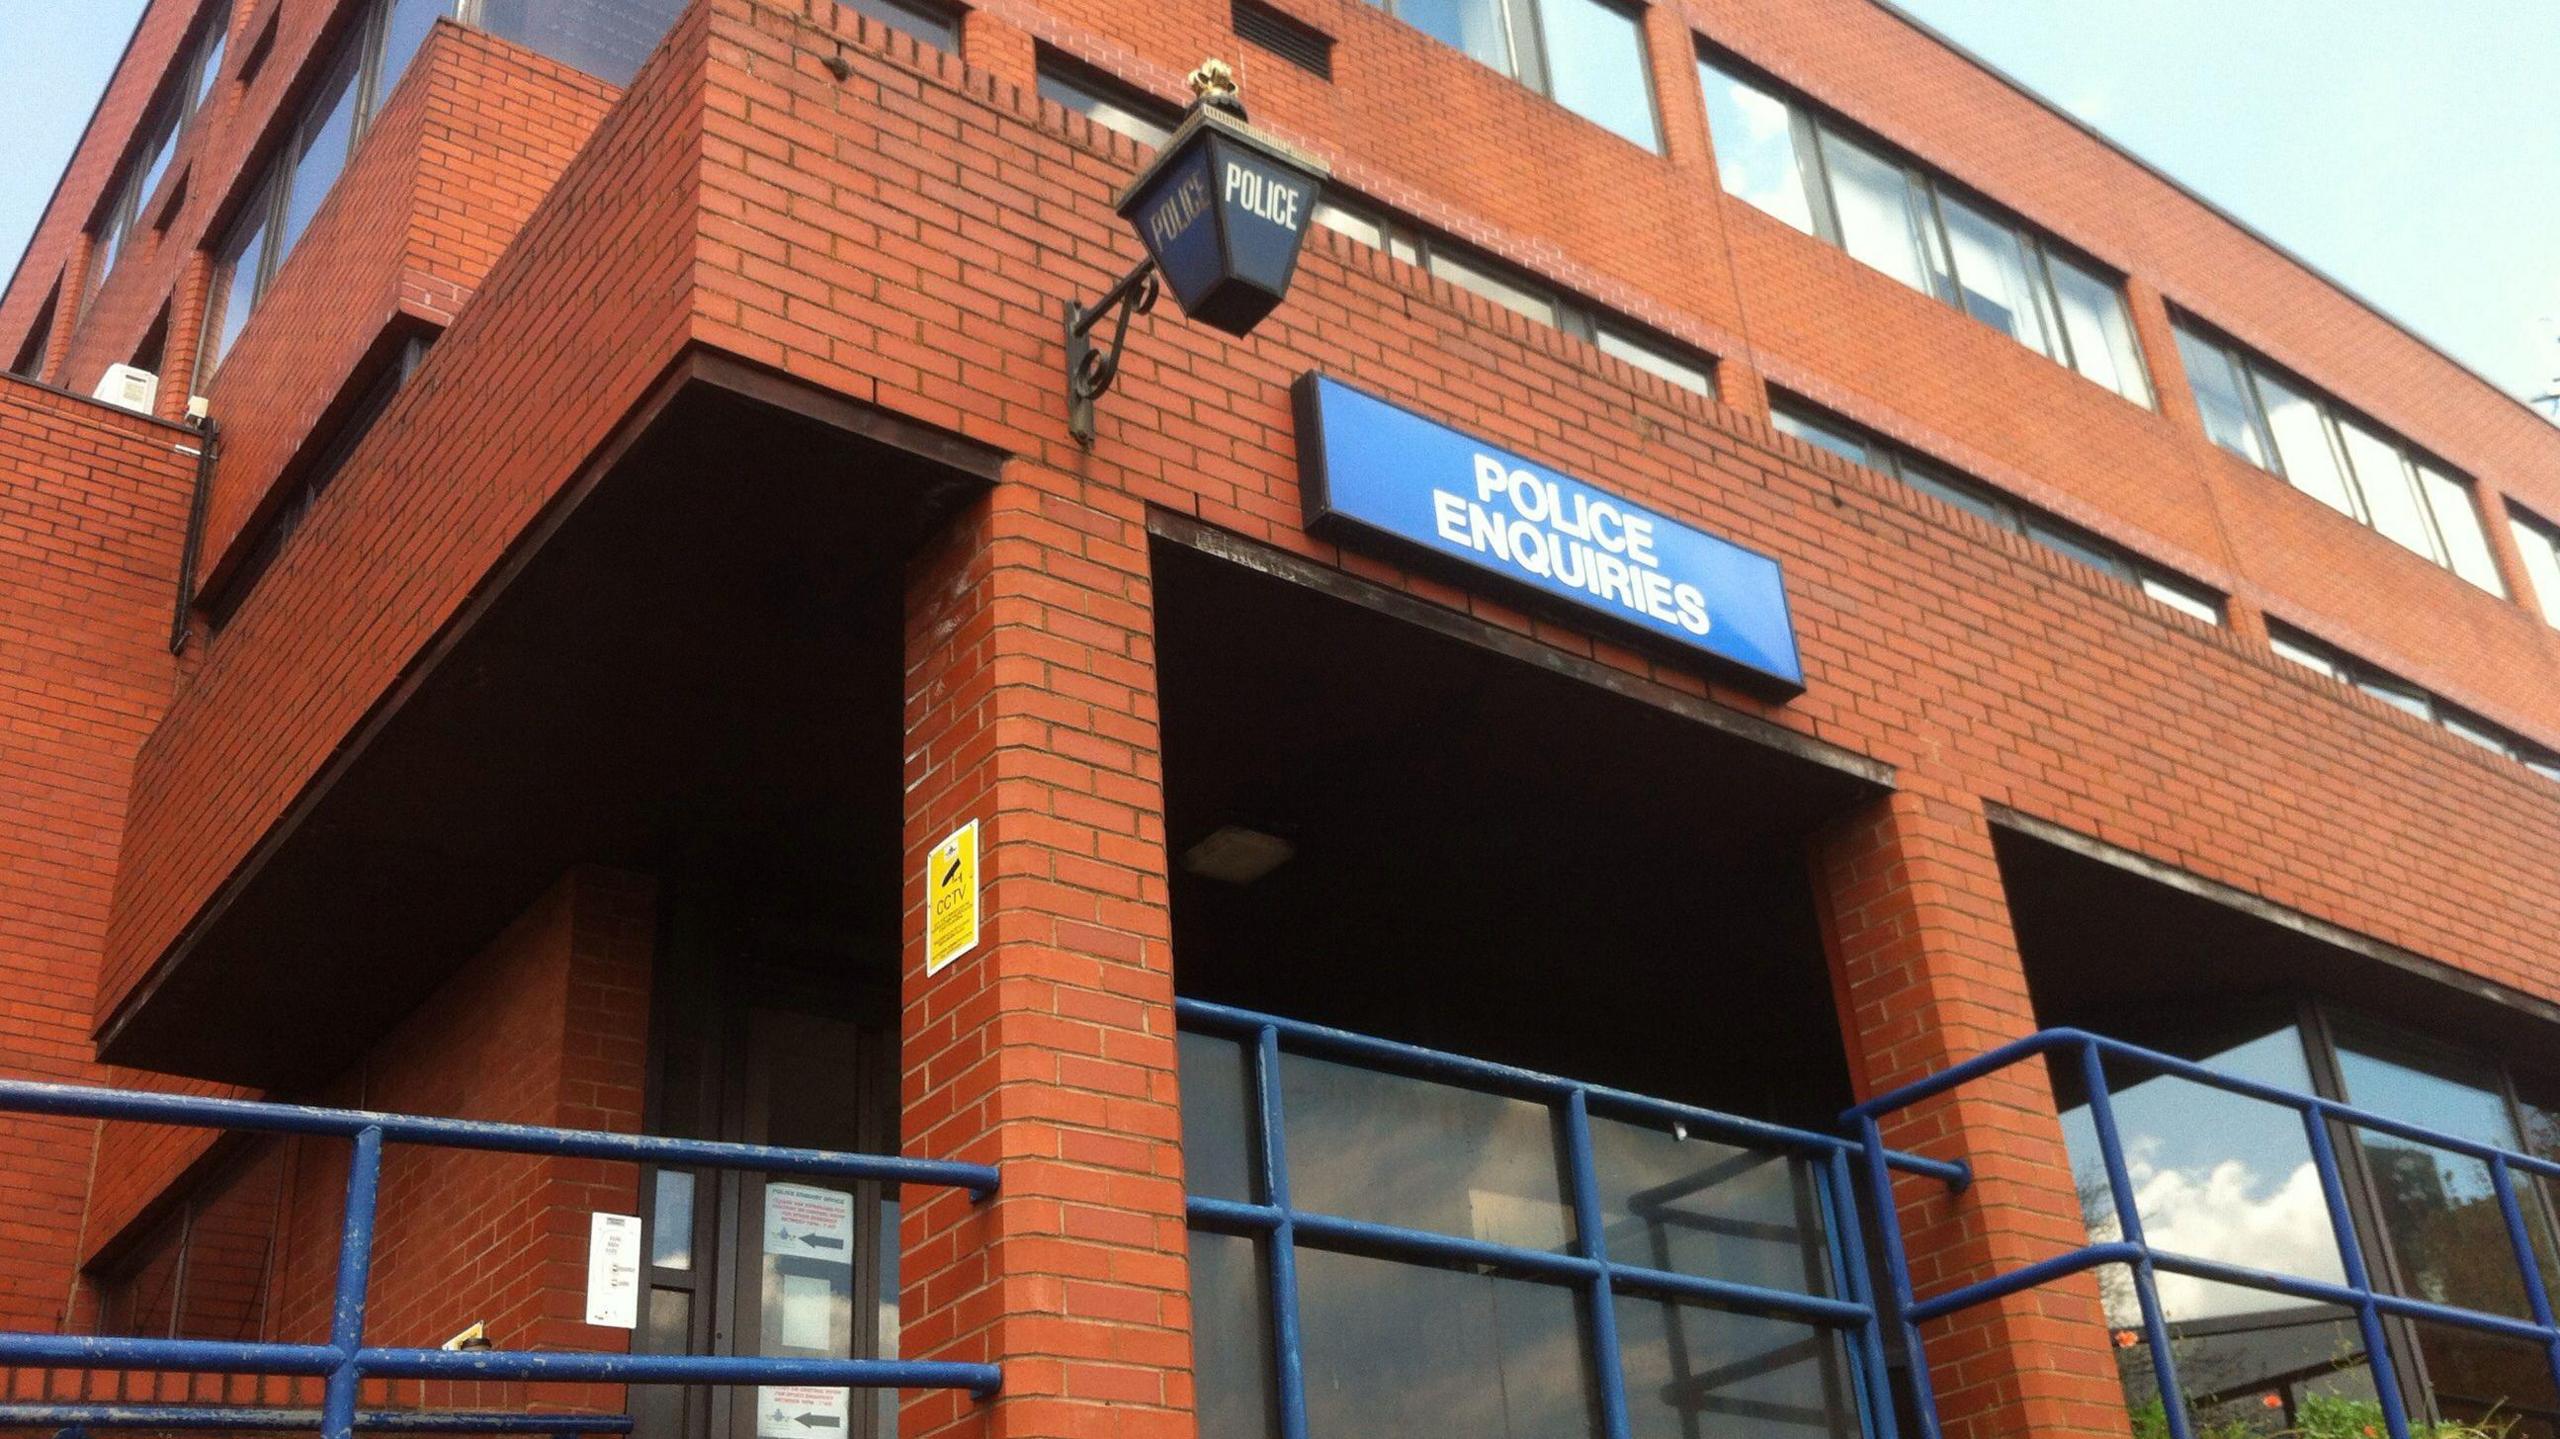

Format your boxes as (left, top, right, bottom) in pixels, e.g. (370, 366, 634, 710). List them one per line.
(1233, 0, 1334, 81)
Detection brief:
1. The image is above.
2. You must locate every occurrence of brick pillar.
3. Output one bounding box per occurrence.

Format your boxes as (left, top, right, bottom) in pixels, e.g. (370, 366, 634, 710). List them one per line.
(1811, 784, 2128, 1439)
(897, 466, 1188, 1439)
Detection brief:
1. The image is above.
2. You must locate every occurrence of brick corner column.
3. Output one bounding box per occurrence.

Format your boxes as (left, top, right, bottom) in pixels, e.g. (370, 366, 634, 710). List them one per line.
(1811, 783, 2130, 1439)
(897, 469, 1191, 1439)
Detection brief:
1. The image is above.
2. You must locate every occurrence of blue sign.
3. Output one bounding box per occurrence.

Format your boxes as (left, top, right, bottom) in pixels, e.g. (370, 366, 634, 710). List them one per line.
(1295, 374, 1804, 694)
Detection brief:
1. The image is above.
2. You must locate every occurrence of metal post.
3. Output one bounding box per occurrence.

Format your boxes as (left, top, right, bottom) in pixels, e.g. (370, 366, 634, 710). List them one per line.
(1856, 1112, 1943, 1439)
(322, 1126, 385, 1439)
(1826, 1149, 1901, 1439)
(1563, 1090, 1633, 1439)
(2076, 1041, 2192, 1439)
(2486, 1156, 2560, 1420)
(2301, 1107, 2414, 1439)
(1254, 1026, 1309, 1439)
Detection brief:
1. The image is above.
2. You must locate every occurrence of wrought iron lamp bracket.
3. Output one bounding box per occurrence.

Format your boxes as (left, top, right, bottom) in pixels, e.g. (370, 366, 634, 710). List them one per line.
(1065, 257, 1161, 445)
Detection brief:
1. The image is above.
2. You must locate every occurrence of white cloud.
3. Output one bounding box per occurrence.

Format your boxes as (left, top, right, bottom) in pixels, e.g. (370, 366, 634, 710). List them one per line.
(2087, 1156, 2343, 1325)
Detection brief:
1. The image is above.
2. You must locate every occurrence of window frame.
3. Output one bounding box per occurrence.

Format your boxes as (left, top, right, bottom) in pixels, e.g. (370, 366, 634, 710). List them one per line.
(1372, 0, 1662, 150)
(1769, 396, 2225, 624)
(2264, 621, 2557, 778)
(86, 5, 234, 301)
(2510, 505, 2560, 629)
(201, 0, 441, 383)
(1698, 47, 2154, 407)
(2174, 318, 2508, 596)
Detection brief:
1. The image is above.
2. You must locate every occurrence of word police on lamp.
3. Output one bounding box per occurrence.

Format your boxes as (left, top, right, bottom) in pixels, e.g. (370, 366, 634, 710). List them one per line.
(1066, 61, 1331, 443)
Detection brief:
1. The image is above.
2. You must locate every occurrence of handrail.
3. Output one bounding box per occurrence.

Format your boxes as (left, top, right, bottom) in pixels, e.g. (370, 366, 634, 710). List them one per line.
(1849, 1027, 2560, 1439)
(0, 1078, 1001, 1439)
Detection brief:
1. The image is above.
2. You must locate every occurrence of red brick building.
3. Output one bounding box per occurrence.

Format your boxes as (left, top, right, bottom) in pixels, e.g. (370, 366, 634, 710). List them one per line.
(3, 2, 2558, 1439)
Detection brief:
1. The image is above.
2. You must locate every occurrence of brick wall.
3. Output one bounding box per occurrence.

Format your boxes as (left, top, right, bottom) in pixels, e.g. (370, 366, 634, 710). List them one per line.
(0, 380, 192, 1332)
(54, 866, 652, 1413)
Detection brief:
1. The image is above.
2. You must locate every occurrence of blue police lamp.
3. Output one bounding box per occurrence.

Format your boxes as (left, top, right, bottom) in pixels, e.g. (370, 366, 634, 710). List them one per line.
(1066, 61, 1331, 443)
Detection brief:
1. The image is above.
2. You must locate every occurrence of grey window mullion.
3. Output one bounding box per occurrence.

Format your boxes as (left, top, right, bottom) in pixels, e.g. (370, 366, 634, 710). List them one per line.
(1908, 172, 1958, 306)
(1794, 115, 1844, 247)
(1506, 0, 1551, 93)
(2315, 405, 2376, 527)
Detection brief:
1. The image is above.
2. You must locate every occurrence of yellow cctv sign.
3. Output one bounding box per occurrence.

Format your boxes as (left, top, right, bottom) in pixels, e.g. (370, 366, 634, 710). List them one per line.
(926, 821, 980, 976)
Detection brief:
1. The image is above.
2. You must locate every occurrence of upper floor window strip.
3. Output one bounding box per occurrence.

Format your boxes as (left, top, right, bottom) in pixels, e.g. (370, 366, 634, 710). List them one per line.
(1364, 0, 1661, 151)
(1770, 397, 2224, 625)
(2172, 317, 2506, 596)
(85, 5, 231, 304)
(2267, 622, 2560, 780)
(1696, 50, 2155, 409)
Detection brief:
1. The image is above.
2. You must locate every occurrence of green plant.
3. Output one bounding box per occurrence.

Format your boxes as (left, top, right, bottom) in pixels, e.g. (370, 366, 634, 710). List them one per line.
(2125, 1393, 2518, 1439)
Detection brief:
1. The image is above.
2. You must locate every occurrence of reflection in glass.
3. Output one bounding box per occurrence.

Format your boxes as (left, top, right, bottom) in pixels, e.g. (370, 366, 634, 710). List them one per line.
(2334, 419, 2440, 561)
(380, 0, 453, 108)
(1395, 0, 1515, 74)
(1589, 1115, 1831, 1297)
(2062, 1022, 2343, 1330)
(1939, 194, 2051, 357)
(2415, 464, 2504, 595)
(1617, 1298, 1853, 1439)
(1816, 130, 1929, 294)
(651, 1168, 695, 1269)
(1179, 1031, 1257, 1203)
(1296, 1247, 1595, 1439)
(277, 49, 361, 261)
(1538, 0, 1658, 151)
(2513, 514, 2560, 628)
(2176, 328, 2269, 467)
(1429, 251, 1561, 327)
(2048, 253, 2151, 406)
(2253, 370, 2361, 520)
(1189, 1230, 1278, 1439)
(1699, 60, 1814, 233)
(1770, 408, 1873, 468)
(2334, 1037, 2535, 1317)
(472, 0, 691, 87)
(1281, 1051, 1571, 1252)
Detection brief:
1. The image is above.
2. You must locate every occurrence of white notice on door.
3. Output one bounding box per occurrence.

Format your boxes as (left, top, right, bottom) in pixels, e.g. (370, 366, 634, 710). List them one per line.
(756, 1386, 849, 1438)
(585, 1212, 641, 1329)
(763, 1183, 855, 1260)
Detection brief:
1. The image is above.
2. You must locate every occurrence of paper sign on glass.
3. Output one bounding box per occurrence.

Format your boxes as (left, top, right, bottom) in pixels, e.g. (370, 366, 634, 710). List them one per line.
(584, 1212, 640, 1329)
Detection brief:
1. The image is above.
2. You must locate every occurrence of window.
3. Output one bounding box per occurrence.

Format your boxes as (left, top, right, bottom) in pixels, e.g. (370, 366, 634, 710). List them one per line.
(1037, 55, 1177, 147)
(97, 1144, 287, 1342)
(466, 0, 688, 84)
(2265, 622, 2559, 778)
(203, 337, 428, 627)
(84, 8, 232, 300)
(1180, 1015, 1863, 1439)
(1369, 0, 1660, 149)
(1698, 53, 2152, 407)
(202, 0, 443, 381)
(841, 0, 960, 51)
(2513, 506, 2560, 628)
(1313, 193, 1715, 397)
(1771, 398, 2223, 624)
(2174, 319, 2507, 595)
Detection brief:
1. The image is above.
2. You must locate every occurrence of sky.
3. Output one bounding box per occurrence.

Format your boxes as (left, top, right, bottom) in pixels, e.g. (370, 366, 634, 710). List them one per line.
(1, 2, 2555, 410)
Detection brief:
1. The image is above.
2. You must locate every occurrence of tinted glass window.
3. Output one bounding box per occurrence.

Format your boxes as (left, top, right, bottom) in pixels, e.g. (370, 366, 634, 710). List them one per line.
(2174, 327, 2268, 467)
(1589, 1117, 1830, 1294)
(1296, 1248, 1595, 1439)
(1769, 407, 1874, 467)
(1539, 0, 1657, 150)
(2334, 1034, 2545, 1320)
(380, 0, 453, 108)
(1313, 199, 1388, 250)
(1280, 1050, 1571, 1251)
(2253, 369, 2360, 519)
(1939, 193, 2051, 357)
(2026, 519, 2128, 579)
(2047, 253, 2150, 405)
(1595, 328, 1712, 396)
(1178, 1031, 1257, 1203)
(1698, 59, 1813, 233)
(1816, 129, 1929, 293)
(277, 47, 361, 261)
(471, 0, 688, 85)
(2061, 1022, 2347, 1325)
(1429, 250, 1561, 327)
(194, 25, 228, 111)
(1037, 66, 1172, 147)
(210, 204, 268, 373)
(1898, 459, 2008, 526)
(2139, 574, 2224, 625)
(844, 0, 959, 51)
(1189, 1231, 1278, 1439)
(134, 107, 183, 218)
(1617, 1300, 1854, 1439)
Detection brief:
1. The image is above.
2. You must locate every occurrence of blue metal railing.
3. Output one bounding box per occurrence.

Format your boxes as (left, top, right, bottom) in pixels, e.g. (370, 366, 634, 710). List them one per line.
(1176, 998, 1970, 1439)
(1847, 1028, 2560, 1439)
(0, 1078, 1001, 1439)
